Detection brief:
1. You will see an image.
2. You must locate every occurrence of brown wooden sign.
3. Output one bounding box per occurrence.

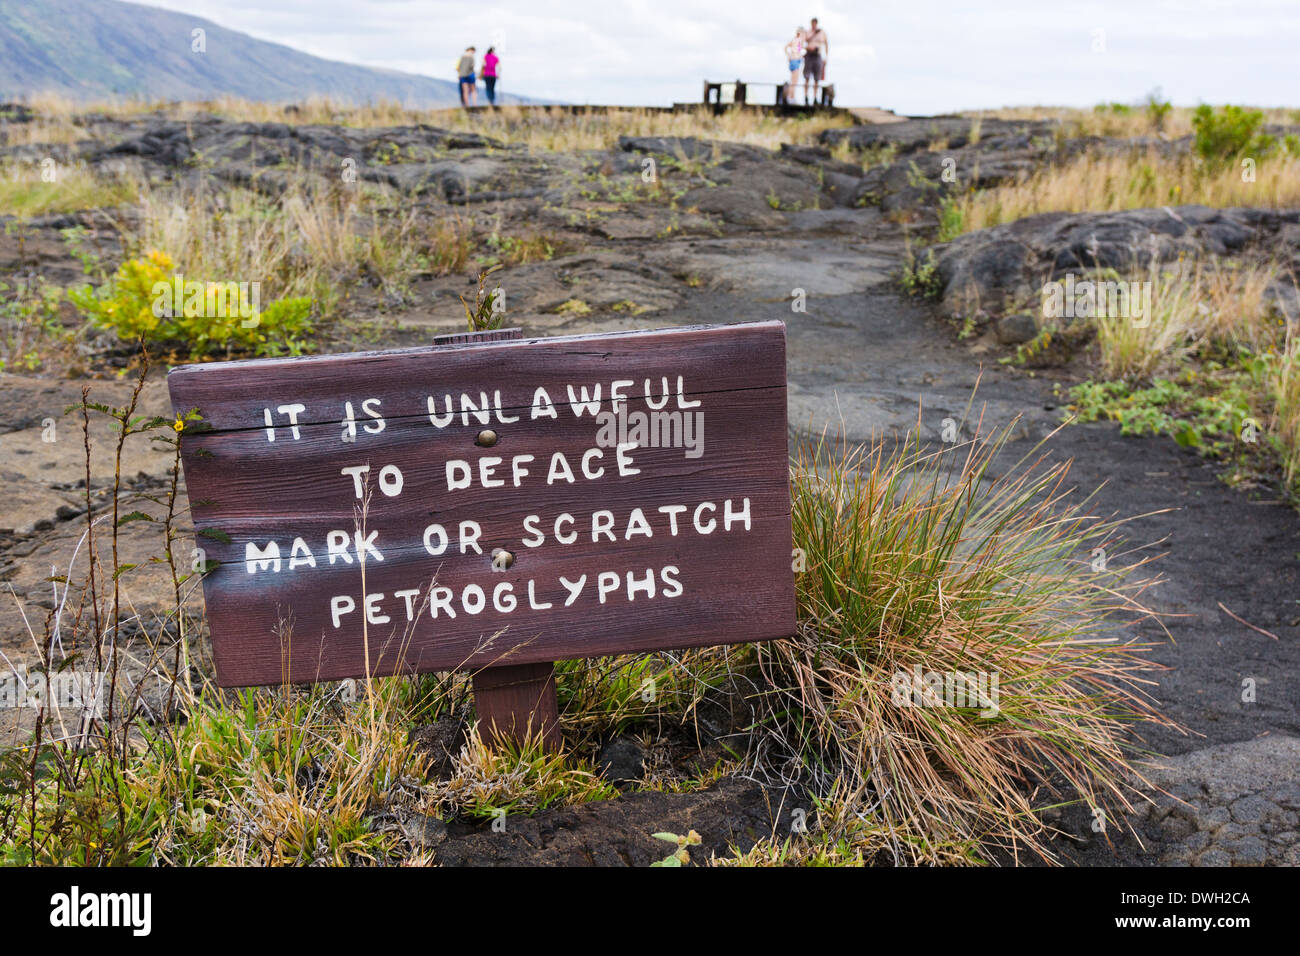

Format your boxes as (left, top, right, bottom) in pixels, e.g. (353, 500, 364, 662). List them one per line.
(167, 321, 795, 696)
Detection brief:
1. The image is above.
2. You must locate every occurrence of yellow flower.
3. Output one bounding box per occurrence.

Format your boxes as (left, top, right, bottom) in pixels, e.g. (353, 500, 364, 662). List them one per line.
(172, 418, 185, 432)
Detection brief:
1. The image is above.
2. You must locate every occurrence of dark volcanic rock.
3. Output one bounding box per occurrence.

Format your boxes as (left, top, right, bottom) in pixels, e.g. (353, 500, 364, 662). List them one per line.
(402, 814, 449, 850)
(596, 736, 647, 787)
(433, 777, 796, 866)
(821, 116, 1058, 154)
(933, 205, 1300, 322)
(995, 312, 1039, 345)
(409, 716, 468, 779)
(618, 135, 715, 161)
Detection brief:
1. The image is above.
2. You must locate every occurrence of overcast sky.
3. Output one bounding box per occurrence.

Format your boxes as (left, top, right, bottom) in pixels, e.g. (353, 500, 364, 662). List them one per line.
(135, 0, 1300, 113)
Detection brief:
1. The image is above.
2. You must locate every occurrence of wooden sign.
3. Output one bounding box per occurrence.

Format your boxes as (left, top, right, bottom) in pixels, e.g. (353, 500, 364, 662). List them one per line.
(168, 321, 795, 726)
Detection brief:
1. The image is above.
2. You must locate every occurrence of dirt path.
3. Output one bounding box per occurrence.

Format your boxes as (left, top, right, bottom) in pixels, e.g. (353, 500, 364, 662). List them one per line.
(633, 222, 1300, 865)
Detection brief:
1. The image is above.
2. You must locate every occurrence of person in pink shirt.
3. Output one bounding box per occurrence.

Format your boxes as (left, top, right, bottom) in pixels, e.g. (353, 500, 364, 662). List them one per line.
(482, 48, 500, 106)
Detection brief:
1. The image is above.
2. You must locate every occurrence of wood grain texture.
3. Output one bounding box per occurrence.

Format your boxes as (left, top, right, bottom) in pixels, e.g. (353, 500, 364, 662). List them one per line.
(168, 321, 795, 687)
(472, 663, 561, 751)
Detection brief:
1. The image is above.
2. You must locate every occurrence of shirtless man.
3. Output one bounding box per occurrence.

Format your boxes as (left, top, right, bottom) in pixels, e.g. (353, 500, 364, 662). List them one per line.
(802, 18, 829, 105)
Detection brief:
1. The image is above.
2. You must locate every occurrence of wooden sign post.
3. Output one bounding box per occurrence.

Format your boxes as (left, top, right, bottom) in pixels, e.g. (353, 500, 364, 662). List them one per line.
(168, 321, 795, 749)
(435, 327, 561, 749)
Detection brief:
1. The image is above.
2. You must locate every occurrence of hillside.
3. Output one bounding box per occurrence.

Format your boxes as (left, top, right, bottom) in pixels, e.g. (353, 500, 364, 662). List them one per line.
(0, 0, 532, 106)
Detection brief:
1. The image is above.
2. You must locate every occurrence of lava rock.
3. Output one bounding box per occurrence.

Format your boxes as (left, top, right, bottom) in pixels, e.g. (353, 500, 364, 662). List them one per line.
(409, 716, 467, 779)
(403, 814, 449, 849)
(596, 736, 646, 787)
(995, 312, 1039, 345)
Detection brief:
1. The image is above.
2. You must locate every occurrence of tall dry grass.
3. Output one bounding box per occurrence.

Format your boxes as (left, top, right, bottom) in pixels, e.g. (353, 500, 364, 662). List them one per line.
(952, 148, 1300, 232)
(1265, 334, 1300, 496)
(1090, 259, 1281, 381)
(126, 179, 425, 313)
(966, 104, 1299, 140)
(750, 423, 1167, 864)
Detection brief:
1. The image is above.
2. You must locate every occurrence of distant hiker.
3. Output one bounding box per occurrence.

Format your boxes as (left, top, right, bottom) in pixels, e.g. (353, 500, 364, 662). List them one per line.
(784, 28, 805, 104)
(482, 47, 500, 106)
(457, 47, 478, 107)
(802, 18, 828, 104)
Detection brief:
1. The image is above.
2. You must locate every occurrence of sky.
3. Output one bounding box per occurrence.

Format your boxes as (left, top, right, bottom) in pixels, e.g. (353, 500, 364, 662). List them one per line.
(135, 0, 1300, 113)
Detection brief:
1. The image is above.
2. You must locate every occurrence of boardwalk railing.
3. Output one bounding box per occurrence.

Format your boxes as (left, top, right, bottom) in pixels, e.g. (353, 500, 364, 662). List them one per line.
(702, 79, 835, 109)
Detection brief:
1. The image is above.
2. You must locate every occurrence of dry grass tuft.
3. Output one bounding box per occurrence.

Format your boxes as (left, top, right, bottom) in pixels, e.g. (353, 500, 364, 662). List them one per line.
(748, 421, 1169, 864)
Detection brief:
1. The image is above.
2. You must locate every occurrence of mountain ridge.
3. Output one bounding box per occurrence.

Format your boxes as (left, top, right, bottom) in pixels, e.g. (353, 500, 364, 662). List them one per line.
(0, 0, 537, 106)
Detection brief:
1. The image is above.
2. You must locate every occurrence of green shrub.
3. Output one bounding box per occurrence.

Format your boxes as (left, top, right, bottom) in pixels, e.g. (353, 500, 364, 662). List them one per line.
(69, 251, 314, 358)
(1191, 104, 1274, 162)
(0, 275, 65, 371)
(1069, 374, 1253, 456)
(937, 195, 965, 242)
(1144, 92, 1172, 131)
(901, 248, 942, 299)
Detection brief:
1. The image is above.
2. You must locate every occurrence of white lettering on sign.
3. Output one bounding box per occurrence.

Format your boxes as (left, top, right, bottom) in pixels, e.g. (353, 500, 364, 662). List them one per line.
(181, 346, 787, 683)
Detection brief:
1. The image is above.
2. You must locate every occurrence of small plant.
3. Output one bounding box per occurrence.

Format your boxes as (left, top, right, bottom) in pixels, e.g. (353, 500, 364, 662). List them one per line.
(459, 264, 506, 332)
(1262, 337, 1300, 497)
(937, 195, 965, 242)
(1144, 90, 1173, 132)
(422, 215, 474, 275)
(1069, 375, 1251, 455)
(495, 233, 558, 265)
(610, 299, 650, 315)
(69, 251, 315, 358)
(0, 162, 135, 217)
(901, 248, 942, 299)
(650, 829, 701, 866)
(553, 298, 592, 316)
(0, 274, 65, 371)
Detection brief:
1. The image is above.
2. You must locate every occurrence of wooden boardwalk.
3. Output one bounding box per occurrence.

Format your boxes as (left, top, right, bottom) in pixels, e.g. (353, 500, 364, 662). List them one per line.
(465, 102, 909, 124)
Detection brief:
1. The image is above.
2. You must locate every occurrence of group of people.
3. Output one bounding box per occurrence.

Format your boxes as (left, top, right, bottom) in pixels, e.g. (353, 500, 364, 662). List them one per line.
(455, 46, 500, 107)
(783, 18, 829, 105)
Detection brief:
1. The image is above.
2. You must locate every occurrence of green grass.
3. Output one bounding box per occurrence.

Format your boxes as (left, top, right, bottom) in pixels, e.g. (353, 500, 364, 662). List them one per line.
(0, 165, 136, 217)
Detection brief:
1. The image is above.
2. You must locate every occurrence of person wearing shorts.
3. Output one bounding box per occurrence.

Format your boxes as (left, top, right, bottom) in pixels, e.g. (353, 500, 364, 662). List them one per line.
(802, 18, 828, 104)
(784, 28, 805, 104)
(457, 47, 477, 108)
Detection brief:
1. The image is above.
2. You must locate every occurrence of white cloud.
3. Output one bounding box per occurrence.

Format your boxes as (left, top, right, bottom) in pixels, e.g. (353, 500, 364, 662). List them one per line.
(131, 0, 1300, 111)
